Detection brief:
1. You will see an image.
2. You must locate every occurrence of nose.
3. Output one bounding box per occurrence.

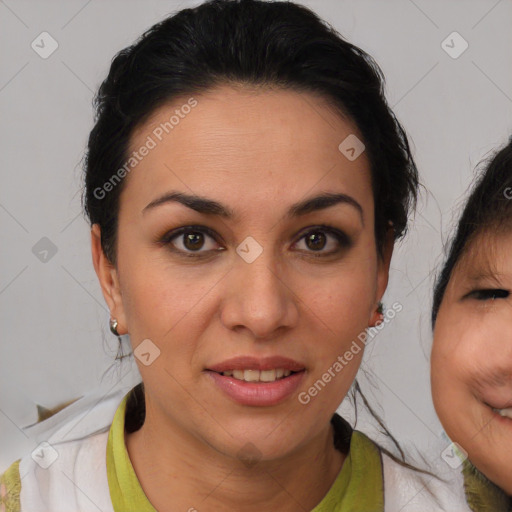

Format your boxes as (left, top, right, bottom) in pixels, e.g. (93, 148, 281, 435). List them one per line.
(220, 246, 299, 340)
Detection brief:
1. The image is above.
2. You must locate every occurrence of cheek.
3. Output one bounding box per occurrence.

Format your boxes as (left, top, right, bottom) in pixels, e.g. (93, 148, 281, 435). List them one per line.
(431, 317, 467, 428)
(434, 318, 506, 378)
(121, 262, 220, 341)
(313, 278, 374, 333)
(114, 227, 211, 336)
(294, 260, 378, 372)
(295, 240, 378, 314)
(432, 320, 480, 398)
(432, 314, 509, 431)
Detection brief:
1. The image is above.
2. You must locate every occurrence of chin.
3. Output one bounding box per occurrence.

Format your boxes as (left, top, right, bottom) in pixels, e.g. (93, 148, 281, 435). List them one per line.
(474, 448, 512, 496)
(205, 419, 309, 464)
(461, 425, 512, 496)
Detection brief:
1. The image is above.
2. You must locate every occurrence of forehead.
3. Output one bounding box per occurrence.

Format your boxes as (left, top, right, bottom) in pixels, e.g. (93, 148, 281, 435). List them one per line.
(451, 229, 512, 285)
(123, 84, 373, 218)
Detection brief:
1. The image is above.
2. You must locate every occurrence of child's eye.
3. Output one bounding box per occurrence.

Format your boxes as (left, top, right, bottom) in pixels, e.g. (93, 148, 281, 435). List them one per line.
(466, 288, 510, 301)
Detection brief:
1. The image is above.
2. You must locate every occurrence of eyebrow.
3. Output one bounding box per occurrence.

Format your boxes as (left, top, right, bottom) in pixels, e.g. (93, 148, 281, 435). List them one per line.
(466, 272, 505, 285)
(142, 191, 364, 223)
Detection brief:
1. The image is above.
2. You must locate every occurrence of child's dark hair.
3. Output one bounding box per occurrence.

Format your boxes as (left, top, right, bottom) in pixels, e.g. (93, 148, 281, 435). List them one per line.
(82, 0, 418, 265)
(432, 136, 512, 326)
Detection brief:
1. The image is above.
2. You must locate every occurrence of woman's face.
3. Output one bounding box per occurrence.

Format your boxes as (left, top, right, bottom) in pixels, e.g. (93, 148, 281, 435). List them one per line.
(94, 84, 391, 462)
(432, 231, 512, 494)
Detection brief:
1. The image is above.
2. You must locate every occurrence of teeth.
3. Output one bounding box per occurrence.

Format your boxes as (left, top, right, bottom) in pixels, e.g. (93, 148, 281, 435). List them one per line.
(232, 369, 244, 380)
(260, 370, 276, 382)
(244, 370, 260, 382)
(496, 408, 512, 419)
(221, 368, 296, 382)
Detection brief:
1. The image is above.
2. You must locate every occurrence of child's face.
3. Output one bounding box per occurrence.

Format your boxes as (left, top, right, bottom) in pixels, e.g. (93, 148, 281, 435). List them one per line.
(431, 230, 512, 494)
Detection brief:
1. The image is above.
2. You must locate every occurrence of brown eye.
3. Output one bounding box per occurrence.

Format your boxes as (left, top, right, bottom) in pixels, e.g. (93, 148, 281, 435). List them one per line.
(294, 225, 352, 256)
(305, 231, 327, 251)
(183, 231, 205, 251)
(160, 225, 222, 257)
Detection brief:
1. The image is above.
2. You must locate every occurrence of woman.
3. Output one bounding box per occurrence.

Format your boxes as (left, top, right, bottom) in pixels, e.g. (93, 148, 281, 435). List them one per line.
(1, 0, 470, 510)
(431, 137, 512, 511)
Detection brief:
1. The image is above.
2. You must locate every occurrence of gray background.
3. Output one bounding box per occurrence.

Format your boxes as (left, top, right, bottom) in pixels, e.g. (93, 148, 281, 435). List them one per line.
(1, 0, 511, 472)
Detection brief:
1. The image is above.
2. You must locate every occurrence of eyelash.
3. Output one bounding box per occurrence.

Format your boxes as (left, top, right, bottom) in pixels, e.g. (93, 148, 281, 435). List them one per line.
(158, 224, 352, 259)
(466, 289, 510, 301)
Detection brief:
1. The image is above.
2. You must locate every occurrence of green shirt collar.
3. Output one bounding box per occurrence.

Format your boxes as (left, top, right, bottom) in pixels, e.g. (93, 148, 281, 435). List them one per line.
(107, 391, 384, 512)
(462, 458, 512, 512)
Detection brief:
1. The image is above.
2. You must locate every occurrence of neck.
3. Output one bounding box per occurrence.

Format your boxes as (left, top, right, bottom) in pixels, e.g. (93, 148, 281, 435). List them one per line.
(125, 402, 346, 512)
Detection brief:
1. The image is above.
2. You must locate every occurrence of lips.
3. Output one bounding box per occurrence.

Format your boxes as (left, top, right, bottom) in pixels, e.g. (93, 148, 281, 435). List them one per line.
(481, 395, 512, 420)
(207, 355, 306, 373)
(205, 355, 307, 406)
(480, 393, 512, 412)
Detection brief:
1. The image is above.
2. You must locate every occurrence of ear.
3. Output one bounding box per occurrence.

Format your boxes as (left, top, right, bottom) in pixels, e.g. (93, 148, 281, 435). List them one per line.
(369, 226, 394, 326)
(91, 224, 127, 335)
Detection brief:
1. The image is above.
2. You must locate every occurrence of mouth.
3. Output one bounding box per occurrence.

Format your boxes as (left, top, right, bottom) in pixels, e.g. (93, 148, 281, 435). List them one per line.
(205, 355, 306, 406)
(207, 355, 306, 376)
(477, 386, 512, 421)
(482, 399, 512, 420)
(490, 406, 512, 419)
(211, 368, 301, 383)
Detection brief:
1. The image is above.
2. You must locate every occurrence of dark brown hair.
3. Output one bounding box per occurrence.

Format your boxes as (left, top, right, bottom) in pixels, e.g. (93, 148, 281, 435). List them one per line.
(82, 0, 419, 264)
(432, 136, 512, 326)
